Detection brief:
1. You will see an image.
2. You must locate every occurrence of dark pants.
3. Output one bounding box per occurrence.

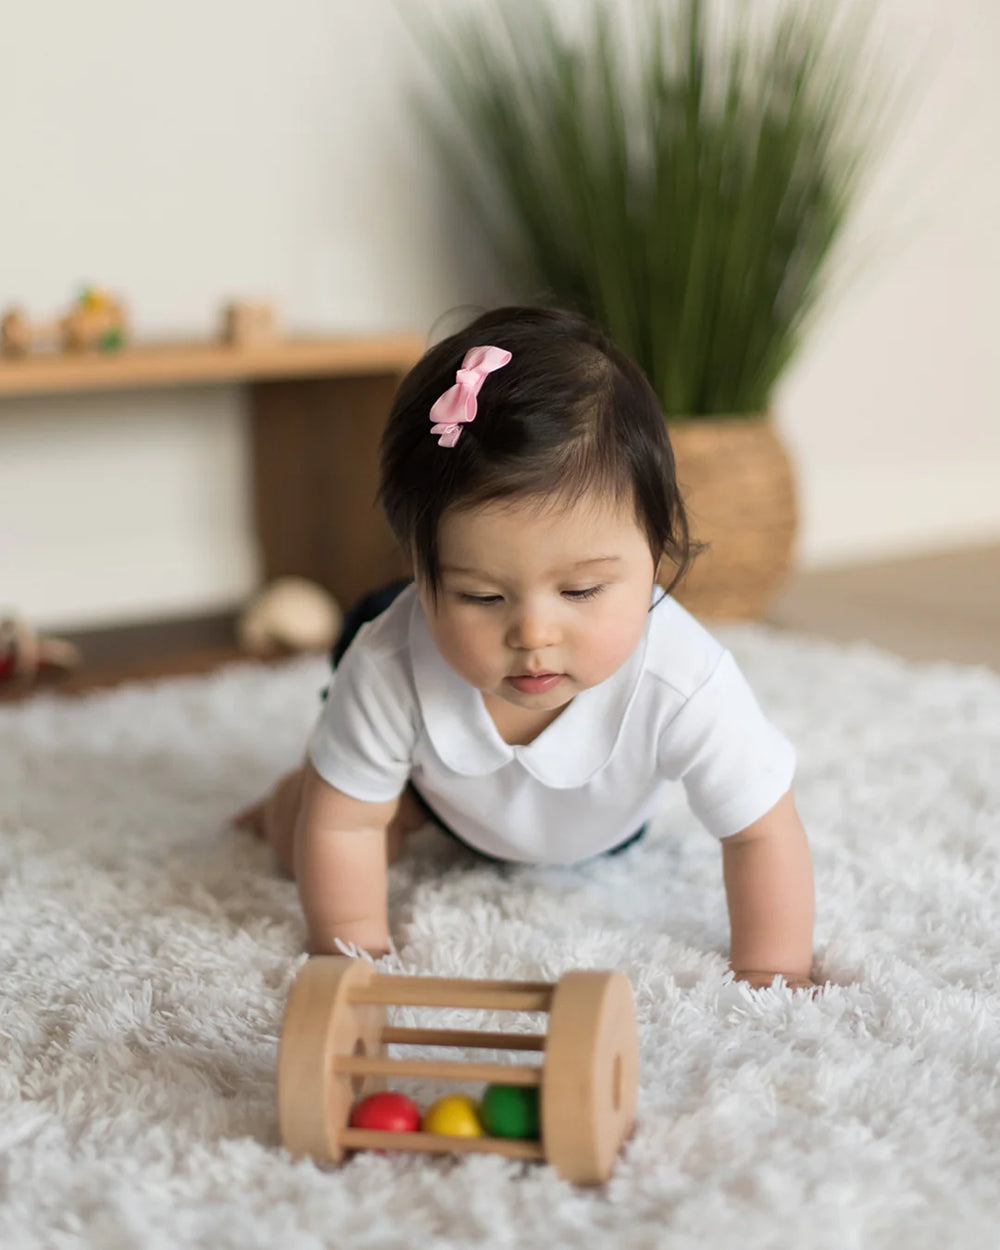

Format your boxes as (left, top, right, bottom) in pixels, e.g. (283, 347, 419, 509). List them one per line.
(329, 580, 647, 864)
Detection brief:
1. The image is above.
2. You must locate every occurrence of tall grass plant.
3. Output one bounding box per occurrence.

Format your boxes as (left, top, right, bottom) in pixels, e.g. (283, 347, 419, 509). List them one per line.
(404, 0, 895, 417)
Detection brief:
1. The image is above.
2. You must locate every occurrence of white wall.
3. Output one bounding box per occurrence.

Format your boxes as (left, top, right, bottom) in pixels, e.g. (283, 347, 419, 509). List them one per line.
(777, 0, 1000, 566)
(1, 0, 997, 630)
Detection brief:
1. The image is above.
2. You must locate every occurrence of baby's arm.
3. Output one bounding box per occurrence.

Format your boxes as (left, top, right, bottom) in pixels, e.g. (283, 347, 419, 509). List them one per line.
(720, 789, 816, 989)
(293, 762, 400, 957)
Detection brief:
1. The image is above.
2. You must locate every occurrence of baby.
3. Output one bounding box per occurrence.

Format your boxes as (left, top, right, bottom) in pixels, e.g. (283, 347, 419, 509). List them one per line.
(237, 305, 816, 990)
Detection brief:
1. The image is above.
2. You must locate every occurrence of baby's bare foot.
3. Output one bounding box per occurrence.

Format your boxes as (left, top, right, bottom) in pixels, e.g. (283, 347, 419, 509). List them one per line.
(234, 771, 427, 870)
(233, 768, 304, 876)
(232, 799, 266, 837)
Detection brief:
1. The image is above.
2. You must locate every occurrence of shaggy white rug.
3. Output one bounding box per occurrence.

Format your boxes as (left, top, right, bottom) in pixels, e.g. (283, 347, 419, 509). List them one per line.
(1, 625, 998, 1250)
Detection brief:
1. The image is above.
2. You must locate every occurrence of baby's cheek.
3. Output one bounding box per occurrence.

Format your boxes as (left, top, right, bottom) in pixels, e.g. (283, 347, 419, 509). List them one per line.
(435, 619, 496, 685)
(579, 614, 645, 681)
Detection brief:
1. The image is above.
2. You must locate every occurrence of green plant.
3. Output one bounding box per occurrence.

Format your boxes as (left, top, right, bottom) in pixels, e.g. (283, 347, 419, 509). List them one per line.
(403, 0, 894, 417)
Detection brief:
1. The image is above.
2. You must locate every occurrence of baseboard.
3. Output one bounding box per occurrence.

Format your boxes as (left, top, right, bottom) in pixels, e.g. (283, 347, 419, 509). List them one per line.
(795, 462, 1000, 570)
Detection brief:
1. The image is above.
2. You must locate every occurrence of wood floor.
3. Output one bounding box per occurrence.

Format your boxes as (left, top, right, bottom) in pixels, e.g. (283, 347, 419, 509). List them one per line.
(2, 540, 998, 702)
(766, 540, 1000, 672)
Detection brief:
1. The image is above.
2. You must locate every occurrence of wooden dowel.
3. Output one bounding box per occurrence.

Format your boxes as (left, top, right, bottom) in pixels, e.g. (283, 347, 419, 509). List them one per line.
(381, 1026, 547, 1051)
(350, 976, 555, 1013)
(334, 1054, 543, 1086)
(339, 1128, 545, 1160)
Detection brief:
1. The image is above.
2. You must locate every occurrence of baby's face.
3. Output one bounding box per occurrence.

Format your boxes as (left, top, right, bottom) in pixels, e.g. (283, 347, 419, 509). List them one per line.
(417, 492, 658, 712)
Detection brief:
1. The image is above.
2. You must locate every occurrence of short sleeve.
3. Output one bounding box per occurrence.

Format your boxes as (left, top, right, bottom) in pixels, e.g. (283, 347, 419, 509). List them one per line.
(306, 641, 416, 803)
(658, 650, 796, 839)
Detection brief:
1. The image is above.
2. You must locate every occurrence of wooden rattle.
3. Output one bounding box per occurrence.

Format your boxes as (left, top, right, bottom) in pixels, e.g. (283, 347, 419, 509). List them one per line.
(278, 956, 640, 1186)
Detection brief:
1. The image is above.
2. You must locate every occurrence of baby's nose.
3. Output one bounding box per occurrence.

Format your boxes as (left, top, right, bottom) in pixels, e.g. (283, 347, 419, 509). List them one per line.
(508, 610, 559, 651)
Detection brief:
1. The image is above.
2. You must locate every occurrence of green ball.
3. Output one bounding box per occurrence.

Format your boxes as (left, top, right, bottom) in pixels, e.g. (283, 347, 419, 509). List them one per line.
(480, 1084, 540, 1139)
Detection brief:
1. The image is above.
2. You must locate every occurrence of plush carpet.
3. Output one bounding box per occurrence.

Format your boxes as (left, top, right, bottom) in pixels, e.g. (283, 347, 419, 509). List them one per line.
(1, 625, 998, 1250)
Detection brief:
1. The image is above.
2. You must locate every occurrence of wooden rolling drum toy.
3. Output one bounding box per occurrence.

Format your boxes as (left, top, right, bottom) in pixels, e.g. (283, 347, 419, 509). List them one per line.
(278, 956, 640, 1185)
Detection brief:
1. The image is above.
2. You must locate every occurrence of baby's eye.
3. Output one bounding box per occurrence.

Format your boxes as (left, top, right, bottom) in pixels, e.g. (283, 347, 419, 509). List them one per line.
(563, 586, 603, 601)
(460, 593, 503, 605)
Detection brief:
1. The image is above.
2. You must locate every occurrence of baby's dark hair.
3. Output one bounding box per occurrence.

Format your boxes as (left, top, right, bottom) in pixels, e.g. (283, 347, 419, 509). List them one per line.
(378, 305, 698, 604)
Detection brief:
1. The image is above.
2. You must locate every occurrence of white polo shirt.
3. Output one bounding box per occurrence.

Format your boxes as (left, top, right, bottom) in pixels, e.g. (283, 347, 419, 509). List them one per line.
(307, 583, 795, 865)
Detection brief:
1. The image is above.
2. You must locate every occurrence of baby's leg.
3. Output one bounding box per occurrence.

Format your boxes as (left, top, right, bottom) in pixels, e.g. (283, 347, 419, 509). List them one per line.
(233, 769, 426, 875)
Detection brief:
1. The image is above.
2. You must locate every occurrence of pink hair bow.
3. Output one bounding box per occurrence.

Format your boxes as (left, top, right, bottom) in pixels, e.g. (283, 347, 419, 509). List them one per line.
(429, 344, 512, 447)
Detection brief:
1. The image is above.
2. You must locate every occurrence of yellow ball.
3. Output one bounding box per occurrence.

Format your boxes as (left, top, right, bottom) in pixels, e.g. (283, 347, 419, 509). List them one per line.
(421, 1094, 485, 1137)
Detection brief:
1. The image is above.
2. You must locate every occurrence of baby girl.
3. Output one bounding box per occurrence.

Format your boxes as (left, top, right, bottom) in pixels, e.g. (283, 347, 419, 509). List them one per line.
(237, 305, 816, 990)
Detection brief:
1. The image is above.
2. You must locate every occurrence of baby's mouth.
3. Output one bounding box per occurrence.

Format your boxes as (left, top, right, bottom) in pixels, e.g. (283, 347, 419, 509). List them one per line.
(506, 672, 564, 693)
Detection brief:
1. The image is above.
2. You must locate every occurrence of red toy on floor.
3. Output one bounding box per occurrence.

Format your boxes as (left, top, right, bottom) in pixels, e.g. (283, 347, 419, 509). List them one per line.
(0, 616, 80, 690)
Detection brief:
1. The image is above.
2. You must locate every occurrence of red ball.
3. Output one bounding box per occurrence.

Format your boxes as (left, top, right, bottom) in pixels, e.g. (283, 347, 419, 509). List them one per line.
(349, 1091, 421, 1134)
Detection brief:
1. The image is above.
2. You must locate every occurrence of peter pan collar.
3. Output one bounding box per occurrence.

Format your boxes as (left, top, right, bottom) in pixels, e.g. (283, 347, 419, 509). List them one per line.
(408, 587, 654, 789)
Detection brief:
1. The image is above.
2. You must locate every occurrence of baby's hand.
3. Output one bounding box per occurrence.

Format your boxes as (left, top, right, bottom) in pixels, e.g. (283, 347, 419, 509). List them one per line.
(731, 969, 822, 995)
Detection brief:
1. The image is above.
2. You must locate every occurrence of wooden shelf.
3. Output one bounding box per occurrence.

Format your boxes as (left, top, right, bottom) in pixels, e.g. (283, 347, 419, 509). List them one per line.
(0, 333, 427, 397)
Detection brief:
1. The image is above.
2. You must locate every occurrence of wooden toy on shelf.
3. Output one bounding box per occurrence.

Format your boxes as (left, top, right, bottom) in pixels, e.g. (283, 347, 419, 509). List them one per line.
(0, 308, 37, 356)
(277, 955, 640, 1186)
(1, 287, 128, 357)
(62, 287, 128, 351)
(221, 300, 279, 347)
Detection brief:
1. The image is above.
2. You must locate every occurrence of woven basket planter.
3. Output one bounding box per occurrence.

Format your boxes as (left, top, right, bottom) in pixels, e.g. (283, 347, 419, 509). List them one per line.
(664, 415, 798, 621)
